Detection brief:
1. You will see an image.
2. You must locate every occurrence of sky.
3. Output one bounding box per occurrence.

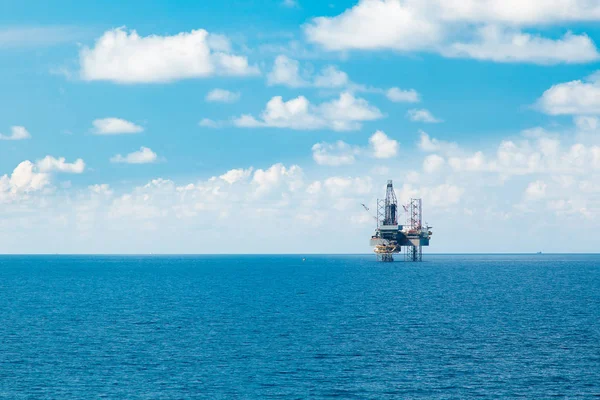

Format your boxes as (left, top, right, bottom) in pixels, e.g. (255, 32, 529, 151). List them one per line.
(1, 0, 600, 254)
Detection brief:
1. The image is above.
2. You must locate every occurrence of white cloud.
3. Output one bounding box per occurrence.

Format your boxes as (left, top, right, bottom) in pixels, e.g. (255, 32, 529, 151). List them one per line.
(0, 126, 31, 141)
(448, 152, 488, 172)
(267, 55, 307, 87)
(407, 109, 442, 123)
(233, 92, 383, 131)
(525, 180, 547, 201)
(304, 0, 441, 51)
(219, 168, 253, 184)
(386, 87, 420, 102)
(369, 130, 398, 159)
(419, 131, 441, 152)
(282, 0, 299, 7)
(313, 65, 349, 88)
(323, 176, 372, 197)
(537, 73, 600, 115)
(396, 182, 464, 208)
(424, 0, 600, 25)
(574, 116, 599, 131)
(0, 156, 85, 201)
(424, 184, 464, 207)
(304, 0, 600, 65)
(198, 118, 221, 128)
(252, 163, 303, 194)
(319, 93, 384, 129)
(93, 118, 143, 135)
(267, 55, 350, 89)
(266, 56, 418, 101)
(311, 130, 398, 165)
(205, 33, 232, 52)
(308, 0, 600, 28)
(2, 161, 49, 195)
(418, 131, 457, 153)
(205, 89, 240, 103)
(89, 184, 113, 196)
(438, 128, 600, 177)
(234, 96, 320, 129)
(110, 147, 158, 164)
(312, 141, 360, 166)
(36, 156, 85, 174)
(423, 154, 445, 173)
(80, 27, 259, 84)
(445, 27, 599, 64)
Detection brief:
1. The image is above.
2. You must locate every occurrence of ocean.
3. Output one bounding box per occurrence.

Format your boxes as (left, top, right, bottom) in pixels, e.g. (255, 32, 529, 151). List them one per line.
(0, 254, 598, 398)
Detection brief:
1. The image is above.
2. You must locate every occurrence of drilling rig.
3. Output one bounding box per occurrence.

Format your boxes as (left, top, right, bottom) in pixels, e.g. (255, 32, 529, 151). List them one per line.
(369, 180, 432, 262)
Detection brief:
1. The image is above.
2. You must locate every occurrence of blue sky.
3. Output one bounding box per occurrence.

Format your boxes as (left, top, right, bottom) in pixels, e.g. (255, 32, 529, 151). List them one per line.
(2, 0, 600, 253)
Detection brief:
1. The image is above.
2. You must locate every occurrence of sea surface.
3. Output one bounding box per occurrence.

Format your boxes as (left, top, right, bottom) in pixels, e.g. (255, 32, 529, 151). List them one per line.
(0, 254, 599, 399)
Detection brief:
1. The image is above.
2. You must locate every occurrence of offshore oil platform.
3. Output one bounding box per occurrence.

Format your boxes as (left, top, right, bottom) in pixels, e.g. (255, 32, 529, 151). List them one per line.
(367, 180, 432, 262)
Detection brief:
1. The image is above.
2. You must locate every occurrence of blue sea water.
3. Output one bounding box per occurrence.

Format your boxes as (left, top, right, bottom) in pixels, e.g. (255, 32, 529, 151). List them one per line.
(0, 254, 599, 399)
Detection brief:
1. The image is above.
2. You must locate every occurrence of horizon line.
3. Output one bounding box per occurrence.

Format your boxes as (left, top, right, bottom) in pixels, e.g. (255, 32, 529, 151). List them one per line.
(0, 253, 599, 256)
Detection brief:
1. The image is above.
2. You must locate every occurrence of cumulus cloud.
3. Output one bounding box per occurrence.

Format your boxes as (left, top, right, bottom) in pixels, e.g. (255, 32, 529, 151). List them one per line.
(305, 0, 441, 52)
(418, 129, 600, 182)
(407, 109, 442, 123)
(89, 183, 113, 196)
(445, 27, 599, 64)
(252, 163, 303, 195)
(79, 27, 259, 83)
(430, 128, 600, 177)
(396, 182, 464, 208)
(205, 89, 241, 103)
(311, 131, 399, 166)
(537, 72, 600, 115)
(418, 131, 457, 153)
(312, 141, 360, 166)
(267, 55, 308, 87)
(266, 55, 419, 102)
(525, 180, 547, 201)
(1, 161, 49, 195)
(448, 152, 488, 172)
(424, 0, 600, 25)
(37, 156, 85, 174)
(267, 55, 351, 89)
(423, 154, 445, 173)
(304, 0, 600, 64)
(233, 92, 383, 131)
(0, 156, 85, 202)
(110, 147, 158, 164)
(93, 118, 143, 135)
(220, 168, 253, 184)
(198, 118, 221, 128)
(369, 130, 398, 159)
(386, 87, 420, 103)
(323, 176, 372, 197)
(313, 65, 350, 88)
(574, 116, 599, 131)
(0, 126, 31, 141)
